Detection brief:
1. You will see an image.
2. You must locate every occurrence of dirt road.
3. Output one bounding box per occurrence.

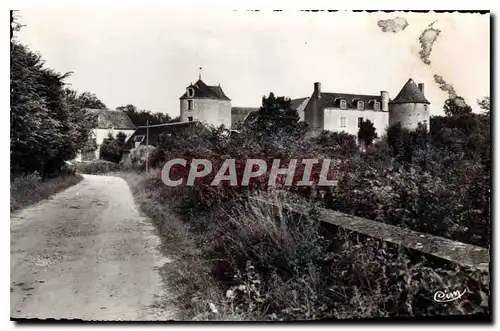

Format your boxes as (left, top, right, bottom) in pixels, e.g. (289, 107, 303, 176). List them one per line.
(11, 174, 177, 321)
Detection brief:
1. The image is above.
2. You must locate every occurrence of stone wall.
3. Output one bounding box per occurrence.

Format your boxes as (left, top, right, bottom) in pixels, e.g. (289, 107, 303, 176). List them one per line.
(323, 108, 389, 139)
(180, 99, 232, 128)
(389, 103, 430, 130)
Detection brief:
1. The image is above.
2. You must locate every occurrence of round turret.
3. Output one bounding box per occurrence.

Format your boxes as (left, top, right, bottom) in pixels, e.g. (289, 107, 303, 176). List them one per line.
(389, 79, 430, 130)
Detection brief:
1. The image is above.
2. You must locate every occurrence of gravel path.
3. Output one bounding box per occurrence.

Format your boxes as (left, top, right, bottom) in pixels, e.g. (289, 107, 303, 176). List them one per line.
(11, 174, 177, 321)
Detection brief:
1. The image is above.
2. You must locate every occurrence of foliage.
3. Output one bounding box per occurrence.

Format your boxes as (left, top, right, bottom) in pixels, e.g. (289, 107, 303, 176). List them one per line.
(443, 97, 472, 117)
(123, 90, 490, 320)
(75, 91, 107, 109)
(116, 104, 179, 126)
(122, 145, 157, 171)
(247, 93, 308, 149)
(99, 132, 127, 163)
(10, 20, 97, 177)
(358, 119, 378, 147)
(477, 97, 490, 114)
(74, 160, 121, 175)
(81, 135, 98, 161)
(11, 172, 82, 212)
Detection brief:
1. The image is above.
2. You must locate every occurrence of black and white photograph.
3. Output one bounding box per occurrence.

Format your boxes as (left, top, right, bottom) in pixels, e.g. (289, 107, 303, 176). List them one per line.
(9, 6, 491, 324)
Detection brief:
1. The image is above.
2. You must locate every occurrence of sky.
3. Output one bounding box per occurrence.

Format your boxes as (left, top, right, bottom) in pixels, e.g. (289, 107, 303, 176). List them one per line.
(17, 9, 490, 117)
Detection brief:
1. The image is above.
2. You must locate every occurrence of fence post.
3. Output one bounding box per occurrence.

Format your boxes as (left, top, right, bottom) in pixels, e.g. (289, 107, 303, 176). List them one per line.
(146, 120, 149, 172)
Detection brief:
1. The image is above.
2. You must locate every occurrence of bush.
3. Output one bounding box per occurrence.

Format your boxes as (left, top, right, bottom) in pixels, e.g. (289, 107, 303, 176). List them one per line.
(124, 171, 490, 320)
(74, 160, 121, 174)
(122, 145, 157, 171)
(121, 94, 490, 320)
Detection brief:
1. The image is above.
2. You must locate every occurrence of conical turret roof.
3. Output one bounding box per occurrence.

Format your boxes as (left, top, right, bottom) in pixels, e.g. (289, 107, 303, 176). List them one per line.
(390, 78, 430, 104)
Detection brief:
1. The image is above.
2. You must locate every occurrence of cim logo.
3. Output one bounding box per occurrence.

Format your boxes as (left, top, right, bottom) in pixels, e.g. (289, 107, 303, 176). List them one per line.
(433, 289, 467, 303)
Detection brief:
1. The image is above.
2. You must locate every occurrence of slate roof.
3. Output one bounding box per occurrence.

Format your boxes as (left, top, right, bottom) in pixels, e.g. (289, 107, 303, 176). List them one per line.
(317, 92, 384, 111)
(179, 79, 231, 101)
(243, 111, 259, 126)
(231, 107, 260, 129)
(122, 121, 202, 151)
(390, 78, 430, 104)
(290, 97, 309, 111)
(86, 108, 136, 130)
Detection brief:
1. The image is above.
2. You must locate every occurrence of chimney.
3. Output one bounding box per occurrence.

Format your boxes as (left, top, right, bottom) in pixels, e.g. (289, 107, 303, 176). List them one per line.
(418, 83, 425, 96)
(380, 91, 389, 112)
(314, 82, 321, 99)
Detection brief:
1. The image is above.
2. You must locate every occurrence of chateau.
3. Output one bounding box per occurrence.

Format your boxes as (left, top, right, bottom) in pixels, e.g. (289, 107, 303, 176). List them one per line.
(177, 77, 431, 137)
(304, 78, 431, 137)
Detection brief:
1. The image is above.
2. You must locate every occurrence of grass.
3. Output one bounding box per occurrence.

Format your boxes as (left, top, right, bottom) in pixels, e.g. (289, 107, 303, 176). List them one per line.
(119, 170, 490, 321)
(10, 172, 83, 212)
(118, 170, 238, 321)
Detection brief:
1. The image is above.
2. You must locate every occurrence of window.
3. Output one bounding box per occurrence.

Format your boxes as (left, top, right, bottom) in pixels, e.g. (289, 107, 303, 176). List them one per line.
(107, 124, 114, 134)
(357, 101, 364, 110)
(188, 116, 193, 122)
(358, 117, 363, 128)
(340, 100, 347, 109)
(340, 116, 347, 128)
(422, 120, 428, 130)
(374, 101, 380, 111)
(187, 88, 194, 97)
(134, 135, 145, 142)
(188, 100, 193, 110)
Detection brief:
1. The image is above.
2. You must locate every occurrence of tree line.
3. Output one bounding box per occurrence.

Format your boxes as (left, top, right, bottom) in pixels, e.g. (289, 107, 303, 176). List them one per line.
(11, 13, 98, 176)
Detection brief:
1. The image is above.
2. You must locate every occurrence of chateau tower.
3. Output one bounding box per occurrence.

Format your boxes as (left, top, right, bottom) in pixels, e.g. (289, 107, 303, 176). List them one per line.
(179, 78, 232, 128)
(389, 78, 431, 130)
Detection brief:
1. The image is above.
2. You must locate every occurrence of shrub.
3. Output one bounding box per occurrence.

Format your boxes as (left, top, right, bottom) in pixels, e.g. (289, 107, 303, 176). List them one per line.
(122, 145, 157, 171)
(74, 160, 121, 174)
(121, 95, 490, 320)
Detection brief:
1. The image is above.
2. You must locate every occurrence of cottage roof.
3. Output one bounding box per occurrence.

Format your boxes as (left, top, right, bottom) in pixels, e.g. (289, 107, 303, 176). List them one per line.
(122, 121, 203, 151)
(390, 78, 430, 104)
(179, 79, 231, 101)
(231, 107, 260, 130)
(86, 108, 136, 130)
(290, 97, 310, 112)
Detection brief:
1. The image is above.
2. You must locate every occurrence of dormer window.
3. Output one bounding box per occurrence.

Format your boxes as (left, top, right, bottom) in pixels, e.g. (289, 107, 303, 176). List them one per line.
(340, 100, 347, 109)
(374, 101, 380, 111)
(357, 101, 364, 110)
(187, 88, 194, 98)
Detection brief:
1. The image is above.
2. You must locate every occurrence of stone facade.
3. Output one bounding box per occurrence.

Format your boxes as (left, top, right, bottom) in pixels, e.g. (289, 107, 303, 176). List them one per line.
(324, 108, 389, 137)
(389, 103, 430, 129)
(302, 78, 430, 138)
(180, 98, 231, 128)
(179, 79, 232, 128)
(389, 80, 431, 130)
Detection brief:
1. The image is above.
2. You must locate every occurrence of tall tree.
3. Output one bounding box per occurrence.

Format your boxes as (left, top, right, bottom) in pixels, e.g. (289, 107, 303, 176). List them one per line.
(99, 132, 127, 163)
(358, 119, 378, 147)
(11, 17, 96, 176)
(478, 97, 490, 115)
(254, 93, 302, 136)
(116, 104, 175, 126)
(77, 91, 107, 109)
(443, 97, 472, 117)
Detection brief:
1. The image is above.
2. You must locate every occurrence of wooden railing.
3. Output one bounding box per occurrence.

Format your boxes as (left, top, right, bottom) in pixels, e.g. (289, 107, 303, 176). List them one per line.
(250, 197, 490, 272)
